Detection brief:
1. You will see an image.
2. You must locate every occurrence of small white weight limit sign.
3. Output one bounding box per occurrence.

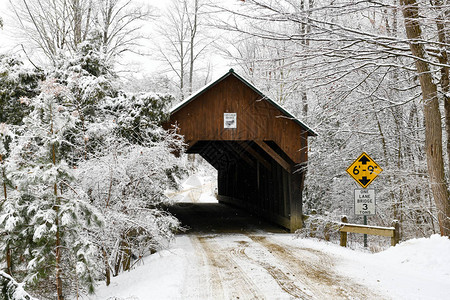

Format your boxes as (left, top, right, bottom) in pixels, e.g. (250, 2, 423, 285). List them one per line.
(354, 189, 375, 216)
(224, 113, 237, 128)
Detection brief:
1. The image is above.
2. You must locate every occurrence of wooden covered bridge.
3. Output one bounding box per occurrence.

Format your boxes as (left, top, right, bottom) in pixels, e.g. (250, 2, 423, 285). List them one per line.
(166, 69, 317, 232)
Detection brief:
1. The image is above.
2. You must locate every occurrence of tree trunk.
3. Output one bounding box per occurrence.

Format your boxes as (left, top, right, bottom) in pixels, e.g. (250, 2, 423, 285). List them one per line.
(121, 234, 132, 272)
(188, 0, 198, 95)
(180, 38, 185, 100)
(5, 245, 12, 276)
(1, 156, 7, 204)
(102, 246, 111, 286)
(52, 125, 63, 299)
(431, 0, 450, 169)
(55, 189, 63, 299)
(0, 155, 12, 275)
(72, 0, 82, 47)
(400, 0, 450, 236)
(299, 0, 311, 117)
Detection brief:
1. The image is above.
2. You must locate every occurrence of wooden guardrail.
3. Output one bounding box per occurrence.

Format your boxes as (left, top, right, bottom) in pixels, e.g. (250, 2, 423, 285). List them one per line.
(339, 216, 400, 247)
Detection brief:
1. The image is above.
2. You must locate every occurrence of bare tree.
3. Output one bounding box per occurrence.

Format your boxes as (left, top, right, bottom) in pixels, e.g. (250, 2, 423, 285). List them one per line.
(8, 0, 153, 64)
(430, 0, 450, 170)
(9, 0, 93, 61)
(399, 0, 450, 236)
(154, 0, 212, 99)
(97, 0, 154, 61)
(187, 0, 200, 94)
(155, 0, 190, 99)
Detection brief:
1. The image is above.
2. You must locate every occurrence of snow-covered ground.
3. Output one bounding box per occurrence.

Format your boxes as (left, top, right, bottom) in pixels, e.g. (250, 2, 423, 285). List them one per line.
(93, 171, 450, 299)
(93, 233, 450, 300)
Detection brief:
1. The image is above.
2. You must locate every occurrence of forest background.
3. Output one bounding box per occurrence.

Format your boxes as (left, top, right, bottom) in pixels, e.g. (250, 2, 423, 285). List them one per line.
(0, 0, 449, 299)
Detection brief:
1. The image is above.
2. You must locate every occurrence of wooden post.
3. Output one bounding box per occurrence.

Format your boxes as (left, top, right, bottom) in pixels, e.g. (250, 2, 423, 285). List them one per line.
(289, 169, 304, 232)
(391, 220, 400, 246)
(340, 216, 348, 247)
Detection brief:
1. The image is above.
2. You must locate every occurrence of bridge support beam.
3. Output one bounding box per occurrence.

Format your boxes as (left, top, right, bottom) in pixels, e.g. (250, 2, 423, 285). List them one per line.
(289, 168, 304, 232)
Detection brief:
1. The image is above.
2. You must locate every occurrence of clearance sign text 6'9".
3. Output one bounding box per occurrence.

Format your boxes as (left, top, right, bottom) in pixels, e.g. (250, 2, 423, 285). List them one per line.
(346, 152, 383, 189)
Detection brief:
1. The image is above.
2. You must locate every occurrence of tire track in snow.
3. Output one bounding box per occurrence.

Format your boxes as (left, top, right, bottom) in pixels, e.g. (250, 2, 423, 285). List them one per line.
(196, 236, 263, 300)
(248, 235, 335, 298)
(231, 240, 312, 299)
(186, 236, 225, 299)
(248, 235, 385, 300)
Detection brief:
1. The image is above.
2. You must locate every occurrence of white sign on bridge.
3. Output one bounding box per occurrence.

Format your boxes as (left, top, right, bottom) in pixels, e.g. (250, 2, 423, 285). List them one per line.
(354, 189, 375, 216)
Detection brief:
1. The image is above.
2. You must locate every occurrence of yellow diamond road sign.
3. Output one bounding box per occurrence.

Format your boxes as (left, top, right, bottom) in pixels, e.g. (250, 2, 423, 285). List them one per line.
(346, 152, 383, 188)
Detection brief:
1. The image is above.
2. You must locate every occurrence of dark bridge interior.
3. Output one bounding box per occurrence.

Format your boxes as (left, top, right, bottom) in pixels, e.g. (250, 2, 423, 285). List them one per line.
(186, 140, 297, 230)
(168, 202, 288, 234)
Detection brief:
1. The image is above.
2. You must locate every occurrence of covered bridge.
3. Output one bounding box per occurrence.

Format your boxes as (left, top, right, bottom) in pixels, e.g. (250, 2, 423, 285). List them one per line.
(166, 69, 317, 232)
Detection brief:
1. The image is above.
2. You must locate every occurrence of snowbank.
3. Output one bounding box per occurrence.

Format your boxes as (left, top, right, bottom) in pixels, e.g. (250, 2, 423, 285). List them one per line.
(93, 234, 450, 300)
(333, 234, 450, 300)
(92, 238, 191, 299)
(375, 234, 450, 277)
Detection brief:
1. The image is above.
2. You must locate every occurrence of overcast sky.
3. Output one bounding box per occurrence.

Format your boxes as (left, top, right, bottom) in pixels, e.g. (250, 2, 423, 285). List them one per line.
(0, 0, 167, 54)
(0, 0, 18, 52)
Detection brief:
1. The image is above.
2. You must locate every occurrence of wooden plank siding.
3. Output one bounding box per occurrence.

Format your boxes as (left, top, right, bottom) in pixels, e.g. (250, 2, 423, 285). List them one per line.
(165, 70, 315, 231)
(169, 74, 309, 164)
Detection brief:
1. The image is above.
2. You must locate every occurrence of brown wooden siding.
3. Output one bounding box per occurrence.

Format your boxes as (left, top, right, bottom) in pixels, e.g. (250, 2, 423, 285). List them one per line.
(170, 75, 308, 164)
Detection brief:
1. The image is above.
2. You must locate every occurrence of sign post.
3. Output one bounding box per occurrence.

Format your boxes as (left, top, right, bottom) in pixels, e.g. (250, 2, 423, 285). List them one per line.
(354, 189, 376, 247)
(347, 152, 382, 248)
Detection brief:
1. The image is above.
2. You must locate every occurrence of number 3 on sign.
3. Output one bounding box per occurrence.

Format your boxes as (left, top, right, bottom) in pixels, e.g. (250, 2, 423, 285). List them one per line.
(354, 189, 376, 216)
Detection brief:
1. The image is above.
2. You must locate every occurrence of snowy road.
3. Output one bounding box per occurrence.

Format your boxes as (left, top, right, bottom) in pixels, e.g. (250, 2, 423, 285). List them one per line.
(94, 202, 450, 300)
(167, 203, 382, 299)
(181, 233, 381, 300)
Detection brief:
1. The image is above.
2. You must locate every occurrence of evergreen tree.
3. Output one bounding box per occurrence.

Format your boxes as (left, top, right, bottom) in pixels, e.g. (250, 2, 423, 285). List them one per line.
(78, 92, 185, 285)
(0, 123, 16, 278)
(0, 77, 102, 299)
(1, 271, 37, 300)
(0, 55, 43, 125)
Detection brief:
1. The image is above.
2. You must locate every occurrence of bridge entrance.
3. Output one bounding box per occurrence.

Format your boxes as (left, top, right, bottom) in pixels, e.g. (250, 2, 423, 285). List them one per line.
(165, 69, 316, 232)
